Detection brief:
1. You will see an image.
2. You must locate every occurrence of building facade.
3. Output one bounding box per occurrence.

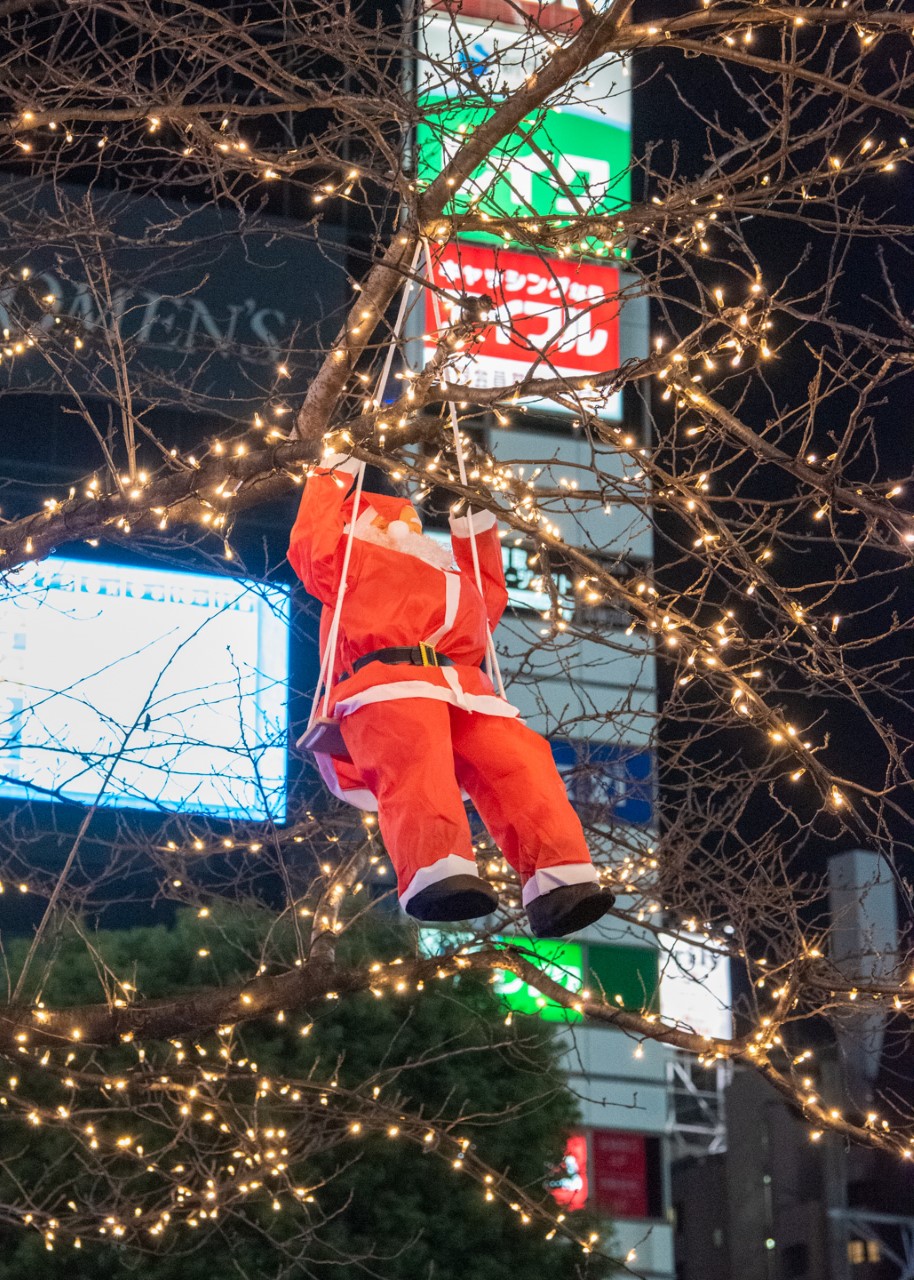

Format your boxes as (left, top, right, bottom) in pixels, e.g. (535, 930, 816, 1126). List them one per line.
(672, 851, 911, 1280)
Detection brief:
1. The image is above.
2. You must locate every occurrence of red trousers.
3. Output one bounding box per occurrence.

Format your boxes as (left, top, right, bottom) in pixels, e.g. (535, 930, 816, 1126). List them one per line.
(340, 699, 597, 910)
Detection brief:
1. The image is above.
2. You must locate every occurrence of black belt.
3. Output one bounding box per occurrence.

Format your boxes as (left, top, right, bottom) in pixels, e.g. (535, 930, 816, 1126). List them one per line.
(350, 643, 455, 676)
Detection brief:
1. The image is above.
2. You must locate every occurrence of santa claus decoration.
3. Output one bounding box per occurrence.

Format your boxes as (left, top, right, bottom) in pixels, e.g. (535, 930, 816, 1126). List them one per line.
(288, 451, 615, 938)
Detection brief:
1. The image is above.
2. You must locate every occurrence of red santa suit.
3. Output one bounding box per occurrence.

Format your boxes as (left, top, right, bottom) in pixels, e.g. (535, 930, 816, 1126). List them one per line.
(287, 453, 602, 922)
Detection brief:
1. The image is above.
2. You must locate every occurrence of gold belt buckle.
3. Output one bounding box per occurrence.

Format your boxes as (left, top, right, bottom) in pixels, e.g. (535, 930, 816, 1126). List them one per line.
(419, 642, 439, 668)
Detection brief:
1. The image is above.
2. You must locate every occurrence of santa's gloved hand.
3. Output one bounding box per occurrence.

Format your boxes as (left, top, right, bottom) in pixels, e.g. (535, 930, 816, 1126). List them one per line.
(318, 449, 361, 476)
(450, 505, 498, 537)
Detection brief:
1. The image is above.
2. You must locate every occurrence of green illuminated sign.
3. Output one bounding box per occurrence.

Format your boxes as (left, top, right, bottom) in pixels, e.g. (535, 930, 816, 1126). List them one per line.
(417, 103, 630, 232)
(588, 942, 660, 1014)
(493, 938, 584, 1023)
(416, 14, 632, 254)
(419, 930, 663, 1025)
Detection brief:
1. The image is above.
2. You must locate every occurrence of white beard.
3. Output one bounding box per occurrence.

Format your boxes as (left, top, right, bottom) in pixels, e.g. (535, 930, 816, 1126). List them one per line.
(355, 520, 455, 571)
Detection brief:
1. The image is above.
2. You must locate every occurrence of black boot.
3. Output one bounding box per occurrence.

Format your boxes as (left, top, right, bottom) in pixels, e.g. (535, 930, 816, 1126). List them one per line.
(526, 883, 615, 939)
(405, 875, 500, 923)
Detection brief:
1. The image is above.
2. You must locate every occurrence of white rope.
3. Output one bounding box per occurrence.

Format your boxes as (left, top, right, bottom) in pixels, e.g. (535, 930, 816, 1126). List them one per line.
(318, 461, 366, 719)
(421, 236, 507, 700)
(306, 240, 424, 731)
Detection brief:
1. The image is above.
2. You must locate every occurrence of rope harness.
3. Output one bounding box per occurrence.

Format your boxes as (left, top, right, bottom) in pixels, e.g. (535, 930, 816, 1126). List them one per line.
(299, 239, 506, 761)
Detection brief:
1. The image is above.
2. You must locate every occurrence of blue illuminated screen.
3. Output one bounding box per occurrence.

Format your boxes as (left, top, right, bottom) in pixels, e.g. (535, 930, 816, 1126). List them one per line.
(0, 556, 290, 821)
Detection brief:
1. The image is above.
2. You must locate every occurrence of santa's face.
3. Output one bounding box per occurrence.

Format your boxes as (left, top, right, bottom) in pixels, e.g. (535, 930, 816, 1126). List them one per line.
(357, 504, 454, 571)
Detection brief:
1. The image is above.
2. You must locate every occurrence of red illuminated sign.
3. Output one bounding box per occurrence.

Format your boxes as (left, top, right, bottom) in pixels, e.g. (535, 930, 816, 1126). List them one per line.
(424, 0, 581, 32)
(548, 1133, 589, 1211)
(425, 242, 621, 408)
(591, 1130, 648, 1218)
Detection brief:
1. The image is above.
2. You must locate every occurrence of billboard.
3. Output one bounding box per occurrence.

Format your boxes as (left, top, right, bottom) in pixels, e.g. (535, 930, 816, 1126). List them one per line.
(491, 937, 727, 1032)
(425, 0, 586, 32)
(492, 937, 584, 1022)
(591, 1130, 649, 1218)
(658, 932, 732, 1041)
(0, 178, 345, 415)
(417, 12, 631, 236)
(419, 929, 729, 1042)
(417, 929, 583, 1021)
(413, 9, 641, 419)
(548, 1133, 589, 1211)
(587, 941, 660, 1013)
(0, 556, 290, 821)
(551, 740, 655, 827)
(425, 241, 622, 416)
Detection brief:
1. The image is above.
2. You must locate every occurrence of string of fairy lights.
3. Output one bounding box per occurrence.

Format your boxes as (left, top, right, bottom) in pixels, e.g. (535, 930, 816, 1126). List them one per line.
(0, 931, 648, 1264)
(0, 853, 908, 1252)
(1, 0, 914, 1257)
(0, 396, 896, 901)
(1, 211, 912, 1088)
(3, 876, 914, 1260)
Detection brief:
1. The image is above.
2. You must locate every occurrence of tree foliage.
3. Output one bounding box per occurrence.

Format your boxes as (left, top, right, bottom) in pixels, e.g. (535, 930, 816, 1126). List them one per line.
(0, 909, 608, 1279)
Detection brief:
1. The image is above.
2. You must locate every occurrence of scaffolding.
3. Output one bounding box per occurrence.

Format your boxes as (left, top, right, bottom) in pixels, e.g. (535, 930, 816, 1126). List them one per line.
(829, 1208, 914, 1280)
(665, 1053, 731, 1160)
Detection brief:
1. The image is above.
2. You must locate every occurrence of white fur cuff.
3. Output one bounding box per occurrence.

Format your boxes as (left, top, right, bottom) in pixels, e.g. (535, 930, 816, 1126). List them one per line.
(449, 509, 498, 538)
(399, 854, 482, 910)
(319, 451, 360, 475)
(521, 863, 599, 907)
